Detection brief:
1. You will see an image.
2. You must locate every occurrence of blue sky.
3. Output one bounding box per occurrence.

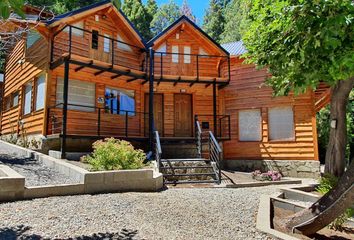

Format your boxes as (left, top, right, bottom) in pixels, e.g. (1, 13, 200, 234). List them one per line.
(142, 0, 209, 24)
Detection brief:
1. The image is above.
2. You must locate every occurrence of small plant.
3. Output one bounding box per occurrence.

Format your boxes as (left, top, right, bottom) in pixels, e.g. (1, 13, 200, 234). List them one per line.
(316, 174, 354, 231)
(82, 138, 146, 171)
(252, 170, 282, 181)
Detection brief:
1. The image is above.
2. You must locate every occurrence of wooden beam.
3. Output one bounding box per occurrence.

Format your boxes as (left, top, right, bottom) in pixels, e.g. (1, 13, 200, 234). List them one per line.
(75, 60, 93, 72)
(94, 69, 106, 76)
(141, 79, 148, 85)
(205, 83, 212, 88)
(111, 74, 122, 79)
(173, 77, 181, 86)
(126, 77, 139, 83)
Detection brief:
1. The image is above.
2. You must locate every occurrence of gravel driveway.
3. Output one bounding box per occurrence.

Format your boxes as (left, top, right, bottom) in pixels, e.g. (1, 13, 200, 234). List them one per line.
(0, 187, 282, 240)
(0, 151, 79, 186)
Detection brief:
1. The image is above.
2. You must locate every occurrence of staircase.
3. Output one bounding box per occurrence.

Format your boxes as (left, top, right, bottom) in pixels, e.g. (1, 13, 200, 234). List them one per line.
(154, 121, 222, 185)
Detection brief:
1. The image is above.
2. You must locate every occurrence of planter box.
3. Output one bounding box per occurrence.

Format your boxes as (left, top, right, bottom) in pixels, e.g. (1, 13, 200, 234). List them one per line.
(0, 165, 25, 202)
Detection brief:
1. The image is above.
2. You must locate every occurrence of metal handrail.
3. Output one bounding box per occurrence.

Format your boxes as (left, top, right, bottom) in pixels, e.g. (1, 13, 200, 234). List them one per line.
(208, 131, 222, 184)
(195, 114, 231, 140)
(154, 131, 162, 170)
(195, 120, 203, 158)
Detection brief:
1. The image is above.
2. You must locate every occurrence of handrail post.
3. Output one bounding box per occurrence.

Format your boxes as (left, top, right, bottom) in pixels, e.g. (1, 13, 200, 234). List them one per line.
(61, 59, 70, 159)
(97, 108, 101, 136)
(149, 47, 155, 152)
(197, 55, 199, 80)
(111, 38, 115, 66)
(160, 52, 163, 79)
(125, 111, 128, 137)
(69, 26, 72, 57)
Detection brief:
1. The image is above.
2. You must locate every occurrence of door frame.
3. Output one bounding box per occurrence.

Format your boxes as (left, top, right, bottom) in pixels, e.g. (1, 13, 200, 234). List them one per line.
(174, 93, 193, 137)
(144, 93, 164, 136)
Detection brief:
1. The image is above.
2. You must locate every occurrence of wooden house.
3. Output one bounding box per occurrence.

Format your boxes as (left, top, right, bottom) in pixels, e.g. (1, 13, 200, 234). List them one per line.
(0, 1, 330, 178)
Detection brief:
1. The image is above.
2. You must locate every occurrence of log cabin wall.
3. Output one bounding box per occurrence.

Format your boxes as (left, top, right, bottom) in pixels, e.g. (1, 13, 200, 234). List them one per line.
(1, 36, 49, 136)
(221, 57, 318, 161)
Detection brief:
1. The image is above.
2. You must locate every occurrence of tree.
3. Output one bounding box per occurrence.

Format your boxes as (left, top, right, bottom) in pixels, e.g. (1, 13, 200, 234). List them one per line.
(243, 0, 354, 177)
(180, 0, 196, 23)
(221, 0, 249, 43)
(203, 0, 225, 43)
(242, 0, 354, 235)
(0, 0, 25, 19)
(150, 0, 180, 36)
(122, 0, 151, 40)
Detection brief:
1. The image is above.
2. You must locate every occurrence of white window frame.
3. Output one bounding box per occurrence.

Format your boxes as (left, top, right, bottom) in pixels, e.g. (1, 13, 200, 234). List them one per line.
(104, 34, 111, 53)
(35, 74, 46, 111)
(12, 91, 19, 107)
(23, 83, 32, 115)
(238, 109, 262, 141)
(184, 46, 191, 64)
(268, 106, 295, 141)
(172, 45, 179, 63)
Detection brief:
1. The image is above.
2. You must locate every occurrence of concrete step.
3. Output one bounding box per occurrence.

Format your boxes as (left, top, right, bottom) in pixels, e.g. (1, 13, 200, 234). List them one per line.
(165, 179, 218, 184)
(161, 158, 209, 162)
(164, 173, 216, 177)
(160, 165, 213, 170)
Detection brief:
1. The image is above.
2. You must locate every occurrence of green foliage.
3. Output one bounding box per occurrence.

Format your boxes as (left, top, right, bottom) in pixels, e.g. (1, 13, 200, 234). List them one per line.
(242, 0, 354, 96)
(0, 0, 25, 19)
(26, 0, 101, 14)
(203, 0, 225, 43)
(150, 0, 181, 36)
(180, 0, 196, 23)
(83, 138, 146, 171)
(316, 173, 354, 230)
(220, 0, 249, 43)
(317, 89, 354, 165)
(316, 173, 338, 195)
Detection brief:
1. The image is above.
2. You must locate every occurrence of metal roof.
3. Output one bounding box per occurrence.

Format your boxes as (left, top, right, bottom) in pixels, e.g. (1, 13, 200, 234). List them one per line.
(221, 40, 247, 56)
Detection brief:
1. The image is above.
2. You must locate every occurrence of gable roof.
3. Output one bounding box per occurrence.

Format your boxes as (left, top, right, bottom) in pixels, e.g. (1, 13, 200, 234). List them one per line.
(221, 41, 247, 56)
(45, 0, 147, 48)
(147, 15, 229, 56)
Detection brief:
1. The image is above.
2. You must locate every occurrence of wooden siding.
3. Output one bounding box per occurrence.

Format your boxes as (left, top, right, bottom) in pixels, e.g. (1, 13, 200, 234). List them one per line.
(1, 37, 49, 136)
(221, 57, 318, 161)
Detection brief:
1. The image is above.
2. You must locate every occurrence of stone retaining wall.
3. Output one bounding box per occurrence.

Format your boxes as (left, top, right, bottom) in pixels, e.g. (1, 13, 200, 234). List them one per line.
(224, 159, 320, 178)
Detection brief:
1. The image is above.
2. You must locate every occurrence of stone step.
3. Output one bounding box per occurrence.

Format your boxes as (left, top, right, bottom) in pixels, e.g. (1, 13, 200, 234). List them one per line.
(161, 158, 209, 162)
(160, 165, 213, 170)
(164, 173, 216, 177)
(165, 179, 218, 184)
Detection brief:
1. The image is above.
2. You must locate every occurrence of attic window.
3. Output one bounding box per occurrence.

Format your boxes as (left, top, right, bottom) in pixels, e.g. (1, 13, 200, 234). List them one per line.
(155, 42, 167, 56)
(92, 30, 99, 49)
(199, 47, 208, 58)
(117, 34, 132, 52)
(26, 31, 41, 49)
(64, 21, 84, 37)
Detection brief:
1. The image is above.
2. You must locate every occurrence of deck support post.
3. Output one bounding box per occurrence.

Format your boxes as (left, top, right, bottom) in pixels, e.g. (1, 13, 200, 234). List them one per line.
(61, 59, 70, 159)
(213, 82, 217, 137)
(149, 47, 155, 152)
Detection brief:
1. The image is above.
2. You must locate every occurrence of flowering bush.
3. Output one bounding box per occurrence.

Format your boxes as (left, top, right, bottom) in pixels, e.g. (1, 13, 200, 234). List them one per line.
(82, 138, 146, 171)
(252, 170, 282, 181)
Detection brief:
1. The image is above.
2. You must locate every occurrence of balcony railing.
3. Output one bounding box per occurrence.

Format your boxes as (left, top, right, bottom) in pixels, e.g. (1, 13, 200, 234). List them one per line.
(195, 114, 231, 140)
(47, 103, 148, 138)
(153, 51, 230, 82)
(51, 25, 147, 71)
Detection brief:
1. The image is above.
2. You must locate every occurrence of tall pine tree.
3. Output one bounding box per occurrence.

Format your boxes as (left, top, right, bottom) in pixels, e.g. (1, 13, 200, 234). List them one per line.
(203, 0, 225, 43)
(122, 0, 151, 40)
(150, 0, 180, 36)
(180, 0, 196, 23)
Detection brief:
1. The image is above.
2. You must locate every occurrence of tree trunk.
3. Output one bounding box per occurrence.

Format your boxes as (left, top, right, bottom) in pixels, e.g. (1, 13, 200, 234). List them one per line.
(325, 78, 354, 177)
(283, 160, 354, 236)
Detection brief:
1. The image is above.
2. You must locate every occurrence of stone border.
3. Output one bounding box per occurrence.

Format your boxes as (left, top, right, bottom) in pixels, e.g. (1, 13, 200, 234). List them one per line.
(0, 140, 163, 202)
(0, 165, 25, 202)
(226, 178, 302, 188)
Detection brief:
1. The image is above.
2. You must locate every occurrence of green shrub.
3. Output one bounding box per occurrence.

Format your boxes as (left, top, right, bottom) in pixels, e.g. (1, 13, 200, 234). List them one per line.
(82, 138, 146, 171)
(316, 174, 354, 231)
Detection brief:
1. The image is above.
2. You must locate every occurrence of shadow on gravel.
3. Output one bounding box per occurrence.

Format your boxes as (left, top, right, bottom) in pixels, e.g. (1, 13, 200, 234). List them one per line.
(0, 154, 36, 165)
(0, 225, 140, 240)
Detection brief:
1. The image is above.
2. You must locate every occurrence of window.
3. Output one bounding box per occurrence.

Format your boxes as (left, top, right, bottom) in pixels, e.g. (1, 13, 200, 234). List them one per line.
(35, 74, 46, 111)
(199, 47, 207, 56)
(104, 34, 111, 53)
(92, 30, 99, 49)
(56, 78, 95, 112)
(12, 91, 19, 107)
(4, 96, 11, 111)
(26, 31, 41, 49)
(239, 109, 262, 141)
(64, 21, 84, 36)
(117, 34, 132, 52)
(23, 83, 32, 115)
(172, 45, 179, 63)
(268, 106, 295, 141)
(105, 87, 135, 116)
(184, 46, 191, 64)
(155, 42, 167, 56)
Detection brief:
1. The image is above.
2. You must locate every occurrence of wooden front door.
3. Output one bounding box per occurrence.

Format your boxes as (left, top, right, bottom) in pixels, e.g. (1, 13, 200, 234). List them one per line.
(145, 93, 164, 136)
(90, 28, 112, 63)
(174, 94, 192, 137)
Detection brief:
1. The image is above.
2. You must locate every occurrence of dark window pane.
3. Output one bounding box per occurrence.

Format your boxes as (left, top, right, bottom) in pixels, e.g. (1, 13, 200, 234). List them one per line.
(92, 30, 98, 49)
